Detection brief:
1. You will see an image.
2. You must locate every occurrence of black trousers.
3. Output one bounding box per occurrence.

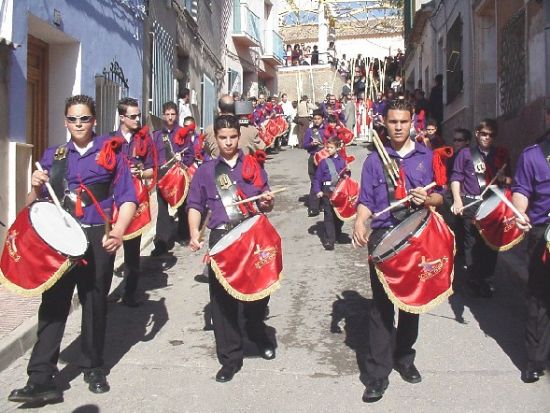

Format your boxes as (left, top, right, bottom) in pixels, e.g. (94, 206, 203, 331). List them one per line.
(308, 155, 320, 213)
(525, 226, 550, 370)
(123, 235, 141, 297)
(27, 225, 115, 385)
(208, 229, 270, 368)
(155, 189, 188, 247)
(461, 196, 498, 280)
(365, 228, 419, 380)
(321, 195, 343, 244)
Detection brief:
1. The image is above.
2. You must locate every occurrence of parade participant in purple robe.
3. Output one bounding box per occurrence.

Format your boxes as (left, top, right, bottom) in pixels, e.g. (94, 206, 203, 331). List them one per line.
(304, 109, 326, 217)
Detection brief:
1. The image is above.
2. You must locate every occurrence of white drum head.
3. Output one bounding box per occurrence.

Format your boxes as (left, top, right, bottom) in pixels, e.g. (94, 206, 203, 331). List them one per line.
(372, 208, 429, 258)
(210, 215, 261, 255)
(30, 202, 88, 257)
(476, 194, 501, 220)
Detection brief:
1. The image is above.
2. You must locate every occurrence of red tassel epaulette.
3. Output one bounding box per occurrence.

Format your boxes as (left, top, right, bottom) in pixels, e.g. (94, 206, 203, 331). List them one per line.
(97, 137, 125, 171)
(432, 146, 454, 186)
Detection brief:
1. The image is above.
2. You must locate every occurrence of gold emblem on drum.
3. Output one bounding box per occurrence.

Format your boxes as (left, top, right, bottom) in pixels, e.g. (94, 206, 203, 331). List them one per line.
(474, 161, 486, 174)
(6, 230, 21, 262)
(253, 244, 277, 269)
(135, 201, 149, 217)
(502, 216, 515, 232)
(418, 256, 448, 282)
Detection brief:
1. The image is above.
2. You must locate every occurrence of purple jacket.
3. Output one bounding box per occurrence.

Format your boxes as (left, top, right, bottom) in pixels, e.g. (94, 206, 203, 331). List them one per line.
(153, 125, 194, 167)
(313, 154, 347, 194)
(112, 128, 156, 170)
(39, 135, 137, 225)
(186, 151, 270, 229)
(303, 124, 326, 155)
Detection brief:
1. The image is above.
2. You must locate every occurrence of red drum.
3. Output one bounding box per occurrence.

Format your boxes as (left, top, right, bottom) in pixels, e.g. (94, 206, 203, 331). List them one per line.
(474, 188, 525, 251)
(0, 201, 88, 296)
(314, 148, 329, 166)
(330, 177, 359, 221)
(114, 176, 151, 240)
(262, 119, 280, 148)
(208, 214, 283, 301)
(157, 163, 190, 210)
(370, 209, 454, 314)
(273, 116, 288, 136)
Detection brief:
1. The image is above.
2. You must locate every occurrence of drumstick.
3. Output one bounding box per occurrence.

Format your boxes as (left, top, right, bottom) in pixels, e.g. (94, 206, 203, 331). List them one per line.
(228, 187, 287, 207)
(35, 162, 66, 216)
(489, 186, 532, 229)
(373, 182, 437, 217)
(458, 164, 507, 213)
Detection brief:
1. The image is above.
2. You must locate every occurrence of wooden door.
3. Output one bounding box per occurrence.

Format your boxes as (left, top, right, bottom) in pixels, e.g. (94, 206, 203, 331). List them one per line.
(27, 35, 48, 164)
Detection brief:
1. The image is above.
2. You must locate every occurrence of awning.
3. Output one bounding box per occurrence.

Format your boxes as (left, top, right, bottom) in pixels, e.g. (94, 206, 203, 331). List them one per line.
(0, 36, 19, 49)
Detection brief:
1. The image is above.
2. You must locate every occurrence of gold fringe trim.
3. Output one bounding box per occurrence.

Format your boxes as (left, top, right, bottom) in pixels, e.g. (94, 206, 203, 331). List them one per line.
(210, 258, 282, 302)
(0, 259, 74, 297)
(374, 266, 454, 314)
(474, 222, 525, 252)
(332, 207, 356, 222)
(168, 169, 190, 216)
(123, 221, 152, 241)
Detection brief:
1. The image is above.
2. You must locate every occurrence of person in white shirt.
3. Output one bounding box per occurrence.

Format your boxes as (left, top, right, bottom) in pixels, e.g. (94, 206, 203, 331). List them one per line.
(178, 88, 192, 126)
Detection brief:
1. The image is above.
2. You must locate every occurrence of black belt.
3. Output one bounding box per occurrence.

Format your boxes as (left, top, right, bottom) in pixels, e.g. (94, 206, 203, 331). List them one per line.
(63, 182, 111, 216)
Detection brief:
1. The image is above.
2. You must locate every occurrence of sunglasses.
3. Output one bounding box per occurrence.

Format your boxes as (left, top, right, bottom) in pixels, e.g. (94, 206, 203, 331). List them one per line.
(478, 131, 495, 138)
(66, 115, 93, 123)
(124, 113, 141, 120)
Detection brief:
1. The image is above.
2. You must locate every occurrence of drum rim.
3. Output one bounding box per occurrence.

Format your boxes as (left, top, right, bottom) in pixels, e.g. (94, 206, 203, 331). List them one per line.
(30, 201, 89, 258)
(371, 209, 430, 263)
(475, 193, 501, 220)
(545, 224, 550, 242)
(209, 215, 262, 255)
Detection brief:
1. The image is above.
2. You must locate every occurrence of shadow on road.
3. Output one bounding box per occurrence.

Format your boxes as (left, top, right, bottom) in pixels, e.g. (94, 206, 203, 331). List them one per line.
(55, 258, 170, 391)
(330, 290, 371, 384)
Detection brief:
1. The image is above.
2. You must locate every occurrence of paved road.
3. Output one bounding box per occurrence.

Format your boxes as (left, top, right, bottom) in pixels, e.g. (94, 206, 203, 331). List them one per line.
(0, 144, 548, 412)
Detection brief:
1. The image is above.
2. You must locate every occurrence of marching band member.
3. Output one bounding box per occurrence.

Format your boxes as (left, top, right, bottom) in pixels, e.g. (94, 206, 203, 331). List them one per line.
(314, 136, 348, 250)
(8, 95, 137, 403)
(352, 100, 444, 403)
(450, 119, 511, 297)
(151, 101, 194, 256)
(187, 115, 276, 383)
(304, 109, 327, 217)
(111, 98, 156, 307)
(512, 107, 550, 383)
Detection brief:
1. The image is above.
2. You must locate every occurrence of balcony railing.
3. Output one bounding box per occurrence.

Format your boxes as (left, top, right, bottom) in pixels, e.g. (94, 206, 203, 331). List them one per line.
(261, 30, 285, 65)
(232, 2, 261, 46)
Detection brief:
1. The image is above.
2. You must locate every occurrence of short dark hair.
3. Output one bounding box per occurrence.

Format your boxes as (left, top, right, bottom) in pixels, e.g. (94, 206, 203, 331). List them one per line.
(385, 99, 414, 117)
(476, 118, 498, 135)
(454, 128, 472, 141)
(180, 88, 190, 99)
(162, 101, 178, 114)
(281, 93, 287, 98)
(117, 97, 139, 115)
(214, 115, 240, 135)
(183, 116, 195, 124)
(65, 95, 96, 117)
(312, 109, 324, 118)
(326, 136, 341, 147)
(426, 119, 438, 128)
(327, 114, 337, 124)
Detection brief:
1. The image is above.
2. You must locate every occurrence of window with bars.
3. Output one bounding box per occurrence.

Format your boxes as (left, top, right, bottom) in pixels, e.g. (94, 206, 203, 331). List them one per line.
(95, 59, 129, 135)
(227, 69, 240, 94)
(499, 10, 525, 117)
(150, 21, 175, 118)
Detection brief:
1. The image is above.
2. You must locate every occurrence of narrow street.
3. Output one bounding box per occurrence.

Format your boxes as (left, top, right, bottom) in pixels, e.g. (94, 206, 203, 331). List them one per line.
(0, 144, 548, 412)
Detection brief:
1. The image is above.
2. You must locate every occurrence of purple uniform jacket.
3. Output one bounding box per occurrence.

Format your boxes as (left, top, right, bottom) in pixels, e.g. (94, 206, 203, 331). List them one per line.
(186, 150, 270, 229)
(373, 100, 387, 116)
(512, 143, 550, 225)
(153, 126, 195, 167)
(303, 124, 326, 155)
(313, 154, 347, 194)
(112, 128, 156, 170)
(358, 142, 442, 229)
(39, 135, 138, 225)
(253, 105, 266, 126)
(450, 146, 507, 196)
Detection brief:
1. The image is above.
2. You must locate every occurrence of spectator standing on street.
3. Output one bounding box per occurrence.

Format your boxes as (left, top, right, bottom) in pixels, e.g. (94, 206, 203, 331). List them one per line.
(429, 74, 444, 127)
(178, 88, 192, 126)
(296, 95, 312, 149)
(311, 45, 319, 65)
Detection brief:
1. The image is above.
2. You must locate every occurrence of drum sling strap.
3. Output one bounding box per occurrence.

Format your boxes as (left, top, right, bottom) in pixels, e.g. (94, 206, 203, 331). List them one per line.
(470, 145, 496, 191)
(324, 158, 339, 192)
(380, 156, 417, 222)
(215, 162, 249, 229)
(49, 144, 112, 218)
(159, 133, 177, 177)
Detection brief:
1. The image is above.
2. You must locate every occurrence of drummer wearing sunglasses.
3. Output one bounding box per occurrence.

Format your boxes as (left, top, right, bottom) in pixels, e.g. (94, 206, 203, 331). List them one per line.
(352, 100, 444, 403)
(187, 115, 276, 384)
(9, 95, 138, 404)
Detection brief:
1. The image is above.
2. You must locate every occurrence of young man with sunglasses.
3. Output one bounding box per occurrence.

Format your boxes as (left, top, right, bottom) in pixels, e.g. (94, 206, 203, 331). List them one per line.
(8, 95, 137, 404)
(450, 119, 511, 297)
(112, 97, 156, 307)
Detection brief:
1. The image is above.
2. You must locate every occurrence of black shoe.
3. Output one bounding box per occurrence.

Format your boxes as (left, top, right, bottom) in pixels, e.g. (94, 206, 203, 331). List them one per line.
(215, 365, 241, 383)
(323, 242, 334, 251)
(121, 295, 141, 308)
(258, 344, 276, 360)
(394, 363, 422, 384)
(83, 368, 110, 394)
(8, 382, 62, 403)
(308, 209, 320, 217)
(522, 368, 544, 383)
(362, 378, 389, 402)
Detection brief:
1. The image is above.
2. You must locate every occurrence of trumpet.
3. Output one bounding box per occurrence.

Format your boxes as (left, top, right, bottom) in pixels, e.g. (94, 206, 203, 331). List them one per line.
(371, 129, 399, 187)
